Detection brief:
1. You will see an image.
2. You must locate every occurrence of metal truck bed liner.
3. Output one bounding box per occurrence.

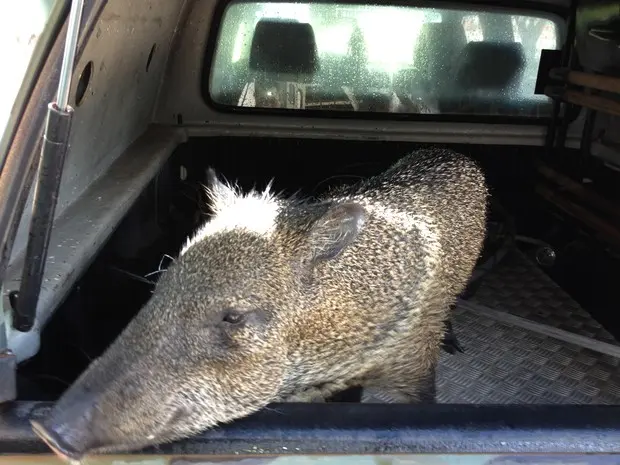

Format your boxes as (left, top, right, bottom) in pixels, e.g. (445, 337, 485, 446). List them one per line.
(363, 250, 620, 404)
(471, 250, 619, 346)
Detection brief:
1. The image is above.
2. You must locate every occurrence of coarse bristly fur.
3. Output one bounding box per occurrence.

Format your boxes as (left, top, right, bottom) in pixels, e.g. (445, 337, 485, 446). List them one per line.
(33, 148, 488, 461)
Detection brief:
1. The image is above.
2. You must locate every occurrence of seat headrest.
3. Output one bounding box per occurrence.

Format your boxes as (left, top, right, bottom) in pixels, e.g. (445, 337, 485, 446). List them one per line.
(249, 19, 318, 81)
(415, 22, 468, 57)
(454, 42, 526, 90)
(412, 22, 468, 91)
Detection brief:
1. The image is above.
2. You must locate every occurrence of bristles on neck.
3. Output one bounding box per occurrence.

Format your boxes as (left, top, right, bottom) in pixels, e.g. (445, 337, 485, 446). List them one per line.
(180, 178, 280, 255)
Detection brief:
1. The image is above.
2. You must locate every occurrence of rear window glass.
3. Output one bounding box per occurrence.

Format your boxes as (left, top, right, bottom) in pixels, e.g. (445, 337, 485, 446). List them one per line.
(208, 1, 562, 119)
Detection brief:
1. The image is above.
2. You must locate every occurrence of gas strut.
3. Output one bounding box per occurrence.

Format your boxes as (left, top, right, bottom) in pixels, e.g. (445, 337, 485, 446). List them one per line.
(12, 0, 85, 332)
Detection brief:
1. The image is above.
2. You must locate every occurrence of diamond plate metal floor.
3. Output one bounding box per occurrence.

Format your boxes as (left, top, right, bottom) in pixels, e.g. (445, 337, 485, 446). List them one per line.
(363, 250, 620, 404)
(436, 306, 620, 404)
(472, 250, 619, 346)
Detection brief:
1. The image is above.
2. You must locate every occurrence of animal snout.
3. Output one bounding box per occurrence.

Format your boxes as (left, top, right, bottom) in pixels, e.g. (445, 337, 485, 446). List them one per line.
(31, 418, 87, 461)
(31, 388, 99, 461)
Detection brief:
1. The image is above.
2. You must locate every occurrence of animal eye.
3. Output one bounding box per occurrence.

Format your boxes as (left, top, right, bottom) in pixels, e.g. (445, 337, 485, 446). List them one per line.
(222, 310, 245, 325)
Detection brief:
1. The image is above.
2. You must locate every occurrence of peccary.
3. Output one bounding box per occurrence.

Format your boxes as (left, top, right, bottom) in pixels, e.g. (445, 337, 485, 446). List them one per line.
(32, 147, 488, 461)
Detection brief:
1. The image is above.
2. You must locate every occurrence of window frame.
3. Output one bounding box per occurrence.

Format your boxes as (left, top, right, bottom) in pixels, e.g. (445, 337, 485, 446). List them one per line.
(201, 0, 569, 126)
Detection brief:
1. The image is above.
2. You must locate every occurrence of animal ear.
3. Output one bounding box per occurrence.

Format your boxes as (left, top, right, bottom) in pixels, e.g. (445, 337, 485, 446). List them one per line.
(307, 203, 366, 262)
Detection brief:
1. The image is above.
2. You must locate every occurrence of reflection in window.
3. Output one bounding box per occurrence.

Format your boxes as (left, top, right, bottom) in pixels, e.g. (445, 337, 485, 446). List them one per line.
(209, 2, 562, 118)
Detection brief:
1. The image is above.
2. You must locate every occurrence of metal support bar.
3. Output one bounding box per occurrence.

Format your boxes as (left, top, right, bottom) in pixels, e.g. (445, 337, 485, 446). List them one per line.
(12, 104, 73, 332)
(11, 0, 84, 333)
(0, 0, 72, 407)
(0, 0, 69, 307)
(56, 0, 83, 110)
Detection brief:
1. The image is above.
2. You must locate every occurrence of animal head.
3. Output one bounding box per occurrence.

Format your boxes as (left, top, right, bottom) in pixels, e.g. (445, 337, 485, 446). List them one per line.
(32, 168, 367, 461)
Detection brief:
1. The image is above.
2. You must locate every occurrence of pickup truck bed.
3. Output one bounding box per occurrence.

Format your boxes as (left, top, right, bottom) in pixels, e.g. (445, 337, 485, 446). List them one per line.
(365, 249, 620, 404)
(9, 136, 619, 408)
(3, 138, 620, 458)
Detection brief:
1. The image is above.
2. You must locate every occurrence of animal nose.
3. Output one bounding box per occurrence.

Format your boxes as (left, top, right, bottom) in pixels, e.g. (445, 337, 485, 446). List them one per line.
(31, 419, 85, 461)
(31, 389, 99, 461)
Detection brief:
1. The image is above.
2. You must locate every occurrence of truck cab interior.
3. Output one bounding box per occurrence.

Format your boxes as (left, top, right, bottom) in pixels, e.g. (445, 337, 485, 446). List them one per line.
(2, 0, 620, 460)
